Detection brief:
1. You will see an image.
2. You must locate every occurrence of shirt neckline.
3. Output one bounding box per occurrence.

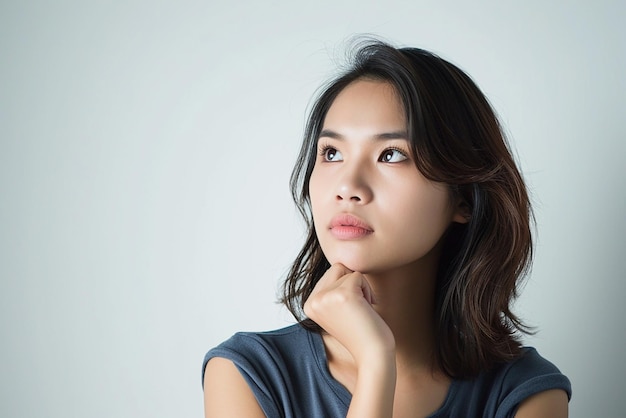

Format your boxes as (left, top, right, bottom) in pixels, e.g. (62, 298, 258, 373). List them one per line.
(305, 325, 458, 416)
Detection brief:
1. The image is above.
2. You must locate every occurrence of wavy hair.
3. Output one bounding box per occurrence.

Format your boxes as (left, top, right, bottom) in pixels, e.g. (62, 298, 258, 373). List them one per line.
(281, 41, 533, 378)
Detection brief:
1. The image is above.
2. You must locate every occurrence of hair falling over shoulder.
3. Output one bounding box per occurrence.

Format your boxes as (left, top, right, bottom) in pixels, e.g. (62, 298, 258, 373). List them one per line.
(280, 40, 534, 379)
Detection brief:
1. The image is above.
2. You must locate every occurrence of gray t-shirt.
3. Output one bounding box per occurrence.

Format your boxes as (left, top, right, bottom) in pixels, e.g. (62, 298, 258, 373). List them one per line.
(203, 324, 571, 417)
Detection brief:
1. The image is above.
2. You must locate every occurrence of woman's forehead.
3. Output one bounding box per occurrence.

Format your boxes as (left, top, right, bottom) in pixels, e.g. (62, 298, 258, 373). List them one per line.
(322, 80, 406, 133)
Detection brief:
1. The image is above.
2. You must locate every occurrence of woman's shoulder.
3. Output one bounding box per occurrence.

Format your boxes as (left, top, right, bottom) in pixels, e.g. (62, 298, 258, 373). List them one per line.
(202, 323, 351, 417)
(204, 324, 308, 366)
(435, 347, 571, 417)
(485, 347, 571, 402)
(204, 324, 311, 362)
(492, 347, 570, 386)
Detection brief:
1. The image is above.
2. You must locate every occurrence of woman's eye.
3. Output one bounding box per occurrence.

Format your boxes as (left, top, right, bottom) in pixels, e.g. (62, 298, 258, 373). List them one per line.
(321, 147, 343, 162)
(379, 148, 407, 163)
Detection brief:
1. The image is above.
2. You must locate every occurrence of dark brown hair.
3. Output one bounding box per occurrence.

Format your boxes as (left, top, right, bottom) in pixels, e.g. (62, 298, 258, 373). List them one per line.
(281, 41, 533, 378)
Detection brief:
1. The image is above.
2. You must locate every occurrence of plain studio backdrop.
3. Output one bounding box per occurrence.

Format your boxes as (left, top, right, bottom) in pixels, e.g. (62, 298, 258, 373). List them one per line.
(1, 1, 624, 417)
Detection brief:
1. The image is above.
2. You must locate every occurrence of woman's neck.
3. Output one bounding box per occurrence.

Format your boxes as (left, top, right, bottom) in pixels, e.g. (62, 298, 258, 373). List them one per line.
(364, 256, 439, 373)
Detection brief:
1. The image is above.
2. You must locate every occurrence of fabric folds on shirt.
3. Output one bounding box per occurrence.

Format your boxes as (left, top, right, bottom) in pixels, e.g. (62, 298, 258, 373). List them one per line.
(203, 324, 571, 418)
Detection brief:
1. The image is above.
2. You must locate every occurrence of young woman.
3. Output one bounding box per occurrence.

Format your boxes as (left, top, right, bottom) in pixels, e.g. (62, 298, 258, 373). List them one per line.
(202, 41, 571, 417)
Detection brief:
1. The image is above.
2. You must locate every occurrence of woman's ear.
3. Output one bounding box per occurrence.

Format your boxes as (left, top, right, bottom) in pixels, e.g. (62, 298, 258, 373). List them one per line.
(452, 198, 471, 224)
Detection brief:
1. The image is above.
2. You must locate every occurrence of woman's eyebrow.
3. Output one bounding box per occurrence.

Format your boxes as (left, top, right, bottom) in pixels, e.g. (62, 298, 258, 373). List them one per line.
(375, 131, 409, 140)
(319, 129, 409, 140)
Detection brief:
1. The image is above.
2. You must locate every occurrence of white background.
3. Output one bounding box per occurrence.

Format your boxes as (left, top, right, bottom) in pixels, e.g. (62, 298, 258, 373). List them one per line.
(1, 1, 624, 417)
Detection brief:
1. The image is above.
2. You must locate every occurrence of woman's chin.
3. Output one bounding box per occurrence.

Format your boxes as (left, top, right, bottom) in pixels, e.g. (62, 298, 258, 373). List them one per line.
(327, 256, 371, 274)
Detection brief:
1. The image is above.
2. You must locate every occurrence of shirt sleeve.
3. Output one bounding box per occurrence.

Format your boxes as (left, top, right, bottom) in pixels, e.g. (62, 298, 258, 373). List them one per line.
(495, 347, 572, 418)
(202, 334, 282, 418)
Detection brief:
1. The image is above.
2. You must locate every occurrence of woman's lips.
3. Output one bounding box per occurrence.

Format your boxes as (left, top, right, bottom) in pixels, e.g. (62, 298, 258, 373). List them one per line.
(329, 214, 373, 239)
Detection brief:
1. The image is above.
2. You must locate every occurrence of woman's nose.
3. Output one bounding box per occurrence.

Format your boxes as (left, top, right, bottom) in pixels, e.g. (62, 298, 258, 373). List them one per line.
(335, 165, 373, 204)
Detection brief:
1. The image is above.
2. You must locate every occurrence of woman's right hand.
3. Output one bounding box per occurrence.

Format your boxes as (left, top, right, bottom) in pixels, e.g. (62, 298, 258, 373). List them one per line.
(303, 263, 395, 368)
(304, 264, 397, 417)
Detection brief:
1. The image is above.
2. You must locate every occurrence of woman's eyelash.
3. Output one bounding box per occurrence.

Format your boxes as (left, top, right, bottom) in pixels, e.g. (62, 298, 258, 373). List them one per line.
(383, 146, 408, 156)
(317, 143, 335, 157)
(379, 146, 409, 162)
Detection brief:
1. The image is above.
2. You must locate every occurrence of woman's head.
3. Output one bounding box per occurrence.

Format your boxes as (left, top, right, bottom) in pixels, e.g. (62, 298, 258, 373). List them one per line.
(307, 78, 469, 275)
(282, 41, 533, 378)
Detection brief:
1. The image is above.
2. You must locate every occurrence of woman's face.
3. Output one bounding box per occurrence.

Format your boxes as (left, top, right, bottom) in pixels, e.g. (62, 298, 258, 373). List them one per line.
(309, 79, 466, 274)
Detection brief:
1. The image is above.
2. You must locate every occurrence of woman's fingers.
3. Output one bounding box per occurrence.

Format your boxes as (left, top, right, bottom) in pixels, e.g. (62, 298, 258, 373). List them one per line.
(359, 275, 375, 305)
(312, 263, 353, 289)
(305, 265, 364, 318)
(304, 265, 384, 338)
(304, 267, 395, 365)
